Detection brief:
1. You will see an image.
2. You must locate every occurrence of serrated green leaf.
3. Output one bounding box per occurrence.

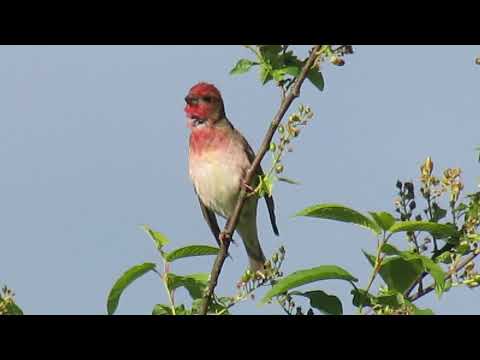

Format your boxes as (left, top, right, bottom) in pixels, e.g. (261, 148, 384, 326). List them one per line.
(295, 203, 382, 235)
(307, 69, 325, 91)
(166, 273, 209, 300)
(142, 225, 170, 252)
(107, 262, 156, 315)
(291, 290, 343, 315)
(261, 265, 357, 304)
(369, 211, 396, 231)
(389, 221, 458, 238)
(230, 59, 257, 75)
(165, 245, 219, 263)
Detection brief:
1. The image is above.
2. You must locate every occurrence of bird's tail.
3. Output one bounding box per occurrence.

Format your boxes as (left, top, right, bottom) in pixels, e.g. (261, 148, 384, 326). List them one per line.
(237, 210, 266, 274)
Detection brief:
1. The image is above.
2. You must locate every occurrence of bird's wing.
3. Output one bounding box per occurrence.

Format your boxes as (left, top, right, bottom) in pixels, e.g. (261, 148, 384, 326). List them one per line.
(196, 193, 222, 248)
(234, 126, 280, 236)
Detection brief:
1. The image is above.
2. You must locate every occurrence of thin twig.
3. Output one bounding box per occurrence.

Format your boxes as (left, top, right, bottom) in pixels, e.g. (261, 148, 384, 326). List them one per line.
(199, 45, 322, 315)
(408, 250, 480, 302)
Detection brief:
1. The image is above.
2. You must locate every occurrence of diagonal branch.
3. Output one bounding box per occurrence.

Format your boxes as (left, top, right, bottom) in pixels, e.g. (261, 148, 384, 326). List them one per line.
(407, 250, 480, 302)
(199, 45, 322, 315)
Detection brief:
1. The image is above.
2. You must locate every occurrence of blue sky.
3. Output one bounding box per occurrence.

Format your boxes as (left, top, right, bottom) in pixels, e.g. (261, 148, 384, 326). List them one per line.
(1, 45, 479, 315)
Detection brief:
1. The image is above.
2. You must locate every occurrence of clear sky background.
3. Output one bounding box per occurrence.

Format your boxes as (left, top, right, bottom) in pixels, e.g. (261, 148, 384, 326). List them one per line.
(1, 45, 479, 315)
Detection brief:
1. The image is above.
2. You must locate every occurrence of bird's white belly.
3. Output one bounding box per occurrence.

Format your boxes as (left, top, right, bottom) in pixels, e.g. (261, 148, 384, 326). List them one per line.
(190, 155, 241, 219)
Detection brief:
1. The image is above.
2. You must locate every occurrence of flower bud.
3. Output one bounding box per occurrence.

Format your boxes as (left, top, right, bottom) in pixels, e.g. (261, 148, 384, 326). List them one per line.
(330, 55, 345, 66)
(409, 201, 416, 210)
(396, 180, 403, 190)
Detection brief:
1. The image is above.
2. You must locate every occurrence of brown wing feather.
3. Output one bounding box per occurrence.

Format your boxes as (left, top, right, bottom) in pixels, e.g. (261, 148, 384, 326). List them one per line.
(232, 125, 280, 236)
(197, 194, 221, 247)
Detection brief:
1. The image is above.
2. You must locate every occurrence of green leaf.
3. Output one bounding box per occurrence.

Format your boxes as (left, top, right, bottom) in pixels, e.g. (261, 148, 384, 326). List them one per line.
(259, 45, 283, 58)
(261, 265, 357, 304)
(165, 245, 219, 263)
(413, 307, 435, 315)
(419, 256, 446, 297)
(378, 257, 424, 293)
(307, 69, 325, 91)
(295, 203, 382, 235)
(277, 176, 301, 185)
(362, 250, 423, 293)
(0, 297, 23, 315)
(389, 221, 458, 238)
(166, 273, 209, 300)
(351, 288, 374, 308)
(362, 250, 376, 267)
(382, 243, 402, 256)
(436, 251, 453, 264)
(260, 63, 273, 85)
(152, 304, 189, 315)
(257, 175, 274, 197)
(152, 304, 173, 315)
(142, 225, 170, 252)
(432, 205, 447, 222)
(230, 59, 257, 75)
(107, 262, 156, 315)
(291, 290, 343, 315)
(374, 291, 404, 308)
(283, 65, 301, 77)
(191, 297, 230, 315)
(272, 68, 287, 82)
(369, 211, 396, 231)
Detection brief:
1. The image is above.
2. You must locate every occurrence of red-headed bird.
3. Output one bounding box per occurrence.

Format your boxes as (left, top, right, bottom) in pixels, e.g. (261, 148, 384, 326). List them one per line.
(185, 82, 279, 273)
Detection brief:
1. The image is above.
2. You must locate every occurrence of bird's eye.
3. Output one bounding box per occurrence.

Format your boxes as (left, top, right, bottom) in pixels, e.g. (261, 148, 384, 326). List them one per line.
(202, 96, 212, 103)
(185, 96, 199, 105)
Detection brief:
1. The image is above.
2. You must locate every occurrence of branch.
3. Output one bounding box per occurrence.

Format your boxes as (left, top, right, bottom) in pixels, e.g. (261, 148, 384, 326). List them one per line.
(407, 250, 480, 302)
(199, 45, 322, 315)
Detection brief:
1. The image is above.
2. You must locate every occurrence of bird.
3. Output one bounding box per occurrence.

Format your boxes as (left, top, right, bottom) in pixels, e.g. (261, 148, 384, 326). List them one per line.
(185, 82, 279, 273)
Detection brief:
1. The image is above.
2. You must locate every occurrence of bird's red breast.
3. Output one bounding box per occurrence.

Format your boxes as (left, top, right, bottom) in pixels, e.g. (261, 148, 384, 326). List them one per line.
(189, 125, 231, 158)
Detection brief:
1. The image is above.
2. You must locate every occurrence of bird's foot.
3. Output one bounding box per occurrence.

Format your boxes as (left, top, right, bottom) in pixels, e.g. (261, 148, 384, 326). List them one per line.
(242, 180, 256, 195)
(219, 231, 231, 245)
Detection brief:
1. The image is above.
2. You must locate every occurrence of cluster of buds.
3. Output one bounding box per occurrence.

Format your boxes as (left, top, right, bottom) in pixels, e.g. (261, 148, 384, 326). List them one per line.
(394, 180, 417, 222)
(235, 246, 286, 301)
(0, 286, 15, 315)
(441, 168, 464, 204)
(372, 303, 416, 315)
(314, 45, 353, 68)
(271, 104, 313, 175)
(461, 261, 480, 288)
(419, 157, 444, 199)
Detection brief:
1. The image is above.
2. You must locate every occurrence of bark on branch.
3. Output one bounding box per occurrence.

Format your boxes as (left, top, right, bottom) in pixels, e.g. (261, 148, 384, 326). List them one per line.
(199, 45, 322, 315)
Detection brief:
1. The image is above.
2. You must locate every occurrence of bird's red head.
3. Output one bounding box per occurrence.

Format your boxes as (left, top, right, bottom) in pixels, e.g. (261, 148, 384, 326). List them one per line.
(184, 82, 225, 128)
